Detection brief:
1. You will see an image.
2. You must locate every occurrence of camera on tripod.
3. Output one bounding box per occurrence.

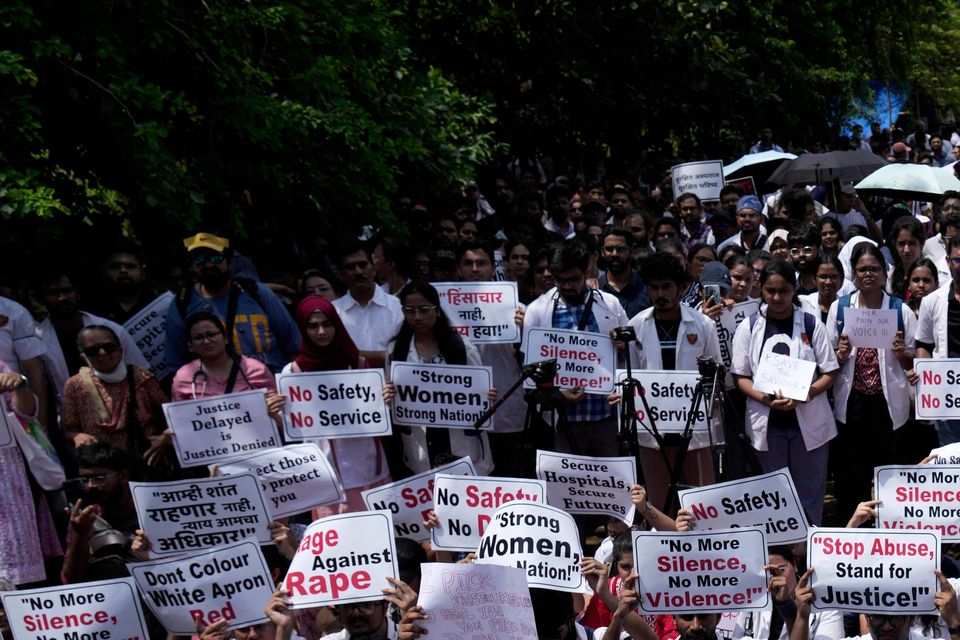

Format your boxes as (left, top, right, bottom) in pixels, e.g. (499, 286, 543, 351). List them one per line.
(696, 355, 724, 395)
(611, 326, 636, 343)
(522, 359, 558, 385)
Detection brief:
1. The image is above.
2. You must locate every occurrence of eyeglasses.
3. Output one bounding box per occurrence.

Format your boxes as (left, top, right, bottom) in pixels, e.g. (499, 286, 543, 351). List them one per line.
(602, 246, 630, 255)
(943, 204, 960, 212)
(401, 305, 437, 316)
(460, 259, 492, 269)
(190, 254, 226, 266)
(789, 246, 816, 256)
(81, 342, 121, 357)
(340, 602, 380, 615)
(867, 615, 908, 628)
(190, 331, 223, 343)
(78, 471, 121, 485)
(855, 266, 883, 275)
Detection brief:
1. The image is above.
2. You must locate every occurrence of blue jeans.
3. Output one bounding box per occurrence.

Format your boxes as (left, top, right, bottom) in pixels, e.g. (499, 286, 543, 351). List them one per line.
(756, 423, 829, 526)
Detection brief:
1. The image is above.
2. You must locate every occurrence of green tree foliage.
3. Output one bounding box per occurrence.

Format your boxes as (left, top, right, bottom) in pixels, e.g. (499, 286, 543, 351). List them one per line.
(0, 0, 497, 239)
(398, 0, 946, 164)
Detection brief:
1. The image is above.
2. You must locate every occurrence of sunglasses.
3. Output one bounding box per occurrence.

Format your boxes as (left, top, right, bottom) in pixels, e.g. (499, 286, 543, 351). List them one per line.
(191, 253, 226, 266)
(82, 342, 121, 357)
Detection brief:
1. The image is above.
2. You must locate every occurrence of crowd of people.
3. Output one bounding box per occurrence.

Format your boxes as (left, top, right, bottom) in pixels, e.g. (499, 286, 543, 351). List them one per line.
(4, 127, 960, 640)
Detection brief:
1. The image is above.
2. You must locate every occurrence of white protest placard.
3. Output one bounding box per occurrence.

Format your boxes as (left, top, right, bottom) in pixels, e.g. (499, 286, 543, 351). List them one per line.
(716, 301, 760, 386)
(875, 465, 960, 541)
(123, 291, 175, 378)
(616, 369, 709, 434)
(752, 352, 816, 401)
(522, 328, 616, 394)
(915, 359, 960, 419)
(807, 528, 940, 613)
(130, 474, 272, 557)
(0, 409, 15, 449)
(535, 450, 635, 522)
(390, 362, 494, 430)
(677, 468, 808, 544)
(283, 511, 398, 608)
(417, 563, 536, 640)
(361, 456, 476, 541)
(128, 540, 273, 634)
(217, 443, 344, 519)
(431, 474, 547, 551)
(929, 443, 960, 465)
(476, 501, 585, 592)
(435, 281, 520, 344)
(672, 160, 725, 202)
(277, 369, 391, 440)
(632, 528, 769, 613)
(843, 307, 899, 349)
(163, 389, 280, 467)
(1, 578, 149, 640)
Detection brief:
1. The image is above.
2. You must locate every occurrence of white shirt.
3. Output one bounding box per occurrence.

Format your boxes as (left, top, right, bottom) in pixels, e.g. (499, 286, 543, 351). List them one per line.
(332, 286, 404, 352)
(821, 208, 870, 231)
(826, 291, 916, 428)
(544, 218, 576, 239)
(0, 296, 45, 373)
(733, 609, 843, 640)
(39, 310, 149, 408)
(730, 306, 839, 451)
(916, 284, 954, 358)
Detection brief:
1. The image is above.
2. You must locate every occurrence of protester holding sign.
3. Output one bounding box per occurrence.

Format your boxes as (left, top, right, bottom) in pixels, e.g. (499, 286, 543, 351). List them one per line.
(385, 281, 493, 474)
(731, 260, 839, 525)
(521, 239, 628, 457)
(827, 242, 916, 522)
(280, 295, 390, 513)
(625, 251, 722, 508)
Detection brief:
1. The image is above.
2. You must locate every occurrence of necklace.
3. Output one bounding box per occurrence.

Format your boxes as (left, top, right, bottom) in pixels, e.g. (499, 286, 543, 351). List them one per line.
(655, 318, 679, 342)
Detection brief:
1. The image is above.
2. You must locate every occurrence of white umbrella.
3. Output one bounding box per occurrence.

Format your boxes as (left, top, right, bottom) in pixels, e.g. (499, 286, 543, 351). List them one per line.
(854, 163, 960, 201)
(723, 151, 797, 190)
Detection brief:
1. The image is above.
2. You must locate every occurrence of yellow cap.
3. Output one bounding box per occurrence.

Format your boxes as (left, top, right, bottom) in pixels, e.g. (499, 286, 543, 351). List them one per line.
(183, 232, 229, 253)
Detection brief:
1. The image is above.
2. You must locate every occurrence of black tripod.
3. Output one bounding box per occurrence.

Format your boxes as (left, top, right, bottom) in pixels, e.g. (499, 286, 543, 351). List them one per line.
(473, 359, 577, 475)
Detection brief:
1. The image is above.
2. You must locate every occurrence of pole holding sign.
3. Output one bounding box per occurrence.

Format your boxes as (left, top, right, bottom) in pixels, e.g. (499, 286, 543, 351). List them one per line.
(123, 291, 175, 378)
(535, 450, 635, 522)
(277, 369, 391, 440)
(128, 540, 274, 634)
(284, 511, 399, 608)
(678, 468, 808, 544)
(632, 528, 770, 613)
(431, 474, 547, 551)
(522, 328, 616, 394)
(875, 465, 960, 541)
(217, 443, 345, 519)
(672, 160, 725, 202)
(390, 362, 494, 430)
(434, 281, 521, 344)
(2, 578, 149, 640)
(130, 474, 272, 557)
(915, 359, 960, 419)
(807, 527, 940, 613)
(361, 457, 476, 541)
(163, 389, 280, 467)
(476, 501, 585, 593)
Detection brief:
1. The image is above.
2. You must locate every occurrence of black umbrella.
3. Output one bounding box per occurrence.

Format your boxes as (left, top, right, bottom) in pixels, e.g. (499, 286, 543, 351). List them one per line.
(768, 150, 887, 185)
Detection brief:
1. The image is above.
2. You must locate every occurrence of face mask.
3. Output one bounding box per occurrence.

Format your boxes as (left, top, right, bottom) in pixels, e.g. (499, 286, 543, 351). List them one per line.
(90, 359, 127, 383)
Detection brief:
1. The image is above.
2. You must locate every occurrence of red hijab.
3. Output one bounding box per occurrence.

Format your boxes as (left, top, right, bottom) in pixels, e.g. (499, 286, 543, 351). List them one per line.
(294, 296, 360, 372)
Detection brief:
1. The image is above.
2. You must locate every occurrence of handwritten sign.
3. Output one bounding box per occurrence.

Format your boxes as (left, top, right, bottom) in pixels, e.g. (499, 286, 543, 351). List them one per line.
(915, 359, 960, 419)
(217, 443, 344, 519)
(283, 511, 398, 608)
(2, 578, 149, 640)
(277, 369, 391, 440)
(632, 529, 769, 613)
(875, 465, 960, 541)
(361, 457, 476, 541)
(616, 369, 709, 434)
(163, 390, 280, 467)
(678, 469, 808, 544)
(808, 528, 940, 613)
(390, 362, 493, 430)
(130, 474, 272, 557)
(929, 443, 960, 465)
(717, 301, 759, 386)
(844, 308, 898, 349)
(123, 291, 175, 378)
(128, 540, 273, 634)
(417, 563, 536, 640)
(432, 474, 547, 551)
(476, 501, 585, 592)
(672, 160, 725, 202)
(752, 352, 816, 401)
(522, 328, 616, 394)
(434, 281, 520, 344)
(535, 450, 635, 522)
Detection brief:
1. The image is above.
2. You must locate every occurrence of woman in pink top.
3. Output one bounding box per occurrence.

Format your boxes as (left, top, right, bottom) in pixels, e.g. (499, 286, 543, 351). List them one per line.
(170, 312, 284, 422)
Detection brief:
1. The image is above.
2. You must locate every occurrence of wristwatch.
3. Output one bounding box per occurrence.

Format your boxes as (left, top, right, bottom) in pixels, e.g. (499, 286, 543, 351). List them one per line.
(15, 374, 28, 389)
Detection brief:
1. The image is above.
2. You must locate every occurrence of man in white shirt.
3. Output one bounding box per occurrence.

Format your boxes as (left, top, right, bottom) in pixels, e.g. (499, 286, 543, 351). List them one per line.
(332, 241, 404, 368)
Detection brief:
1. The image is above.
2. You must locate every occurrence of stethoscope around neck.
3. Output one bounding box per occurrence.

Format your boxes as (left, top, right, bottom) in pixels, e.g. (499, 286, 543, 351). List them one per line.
(189, 354, 251, 399)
